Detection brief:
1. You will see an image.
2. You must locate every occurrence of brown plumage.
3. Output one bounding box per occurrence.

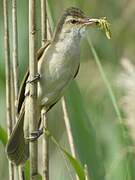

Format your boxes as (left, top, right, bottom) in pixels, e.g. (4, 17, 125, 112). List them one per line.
(6, 7, 96, 165)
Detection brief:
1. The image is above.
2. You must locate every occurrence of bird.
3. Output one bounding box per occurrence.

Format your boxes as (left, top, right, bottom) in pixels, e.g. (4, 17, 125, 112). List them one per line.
(6, 7, 98, 165)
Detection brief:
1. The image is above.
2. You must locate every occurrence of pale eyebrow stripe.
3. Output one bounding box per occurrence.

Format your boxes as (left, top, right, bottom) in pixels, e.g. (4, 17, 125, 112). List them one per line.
(65, 16, 85, 24)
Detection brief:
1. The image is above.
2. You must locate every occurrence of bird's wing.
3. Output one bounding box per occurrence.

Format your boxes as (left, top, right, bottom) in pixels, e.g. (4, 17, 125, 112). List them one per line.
(17, 41, 51, 113)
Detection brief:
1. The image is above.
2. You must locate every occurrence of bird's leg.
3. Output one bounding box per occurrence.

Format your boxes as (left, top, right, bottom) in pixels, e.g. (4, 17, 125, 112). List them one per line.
(27, 108, 48, 142)
(25, 109, 47, 142)
(26, 73, 41, 84)
(25, 104, 47, 143)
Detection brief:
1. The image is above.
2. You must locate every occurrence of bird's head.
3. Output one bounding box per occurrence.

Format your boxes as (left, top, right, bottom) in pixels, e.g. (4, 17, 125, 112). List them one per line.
(53, 7, 97, 42)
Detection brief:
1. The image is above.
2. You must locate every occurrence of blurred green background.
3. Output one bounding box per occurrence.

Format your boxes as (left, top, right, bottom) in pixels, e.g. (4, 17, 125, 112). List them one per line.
(1, 0, 135, 179)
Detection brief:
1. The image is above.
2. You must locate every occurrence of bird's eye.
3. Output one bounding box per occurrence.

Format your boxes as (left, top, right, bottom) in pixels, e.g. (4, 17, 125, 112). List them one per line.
(71, 19, 77, 24)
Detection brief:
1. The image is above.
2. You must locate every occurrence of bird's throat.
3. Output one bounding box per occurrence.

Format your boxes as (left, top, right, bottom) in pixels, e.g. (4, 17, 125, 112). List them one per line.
(53, 28, 81, 56)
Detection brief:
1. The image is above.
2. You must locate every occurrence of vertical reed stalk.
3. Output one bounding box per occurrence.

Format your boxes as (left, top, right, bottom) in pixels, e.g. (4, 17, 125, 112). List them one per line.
(41, 1, 49, 179)
(41, 110, 49, 180)
(3, 0, 14, 179)
(61, 97, 78, 180)
(12, 0, 19, 123)
(61, 98, 77, 158)
(29, 0, 38, 179)
(41, 0, 47, 46)
(12, 0, 24, 179)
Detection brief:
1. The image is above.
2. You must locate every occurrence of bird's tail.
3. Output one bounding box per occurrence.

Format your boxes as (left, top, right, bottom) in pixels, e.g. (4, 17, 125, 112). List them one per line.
(6, 105, 29, 165)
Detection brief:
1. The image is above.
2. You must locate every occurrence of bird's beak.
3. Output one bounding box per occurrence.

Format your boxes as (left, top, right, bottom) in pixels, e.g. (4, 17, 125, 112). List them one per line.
(83, 18, 99, 26)
(82, 17, 112, 39)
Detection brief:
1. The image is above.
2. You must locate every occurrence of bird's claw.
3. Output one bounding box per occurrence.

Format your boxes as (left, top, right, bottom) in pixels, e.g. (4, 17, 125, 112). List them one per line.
(26, 73, 40, 84)
(26, 128, 43, 142)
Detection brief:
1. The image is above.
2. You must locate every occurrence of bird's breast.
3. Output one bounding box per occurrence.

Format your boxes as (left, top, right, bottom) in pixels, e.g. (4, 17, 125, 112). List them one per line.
(38, 40, 80, 107)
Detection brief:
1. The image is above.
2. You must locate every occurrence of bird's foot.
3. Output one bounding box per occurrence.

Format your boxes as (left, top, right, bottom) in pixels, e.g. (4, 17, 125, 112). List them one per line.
(26, 73, 40, 84)
(26, 128, 43, 142)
